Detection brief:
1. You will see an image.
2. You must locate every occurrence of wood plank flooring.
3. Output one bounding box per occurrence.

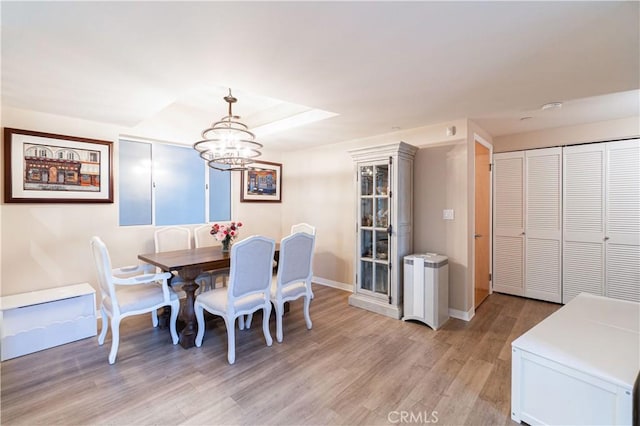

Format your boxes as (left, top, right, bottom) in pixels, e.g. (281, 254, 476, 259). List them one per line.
(0, 285, 560, 425)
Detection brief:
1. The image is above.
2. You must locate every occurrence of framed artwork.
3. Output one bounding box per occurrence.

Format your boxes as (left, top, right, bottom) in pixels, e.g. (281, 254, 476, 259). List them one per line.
(3, 128, 114, 203)
(241, 160, 282, 203)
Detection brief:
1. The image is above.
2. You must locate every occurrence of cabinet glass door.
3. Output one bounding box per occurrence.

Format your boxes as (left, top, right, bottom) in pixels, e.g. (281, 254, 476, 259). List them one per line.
(358, 163, 390, 299)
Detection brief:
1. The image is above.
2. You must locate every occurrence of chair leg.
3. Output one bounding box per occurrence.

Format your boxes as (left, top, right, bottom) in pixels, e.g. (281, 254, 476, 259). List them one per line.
(98, 306, 108, 345)
(169, 302, 179, 344)
(151, 310, 159, 327)
(238, 314, 245, 330)
(303, 295, 313, 330)
(245, 313, 253, 329)
(108, 317, 121, 364)
(275, 302, 284, 343)
(263, 303, 273, 347)
(226, 316, 236, 364)
(195, 304, 206, 347)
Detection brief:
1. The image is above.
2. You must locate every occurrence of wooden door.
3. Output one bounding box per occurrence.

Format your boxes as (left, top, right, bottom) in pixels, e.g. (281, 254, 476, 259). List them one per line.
(474, 141, 491, 308)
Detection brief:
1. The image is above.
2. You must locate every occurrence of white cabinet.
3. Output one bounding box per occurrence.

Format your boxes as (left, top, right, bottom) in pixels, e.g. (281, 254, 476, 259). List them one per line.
(563, 139, 640, 303)
(0, 283, 97, 360)
(348, 142, 417, 319)
(511, 293, 638, 425)
(493, 147, 562, 303)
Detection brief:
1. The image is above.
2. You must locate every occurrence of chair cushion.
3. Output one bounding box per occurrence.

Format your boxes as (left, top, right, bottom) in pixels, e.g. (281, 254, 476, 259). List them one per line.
(105, 283, 177, 314)
(197, 287, 267, 314)
(271, 277, 307, 300)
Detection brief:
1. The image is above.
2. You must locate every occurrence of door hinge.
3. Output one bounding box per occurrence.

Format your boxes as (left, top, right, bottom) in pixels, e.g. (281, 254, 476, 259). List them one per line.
(389, 156, 393, 166)
(489, 273, 492, 282)
(389, 262, 392, 271)
(388, 295, 392, 304)
(489, 163, 493, 172)
(389, 190, 392, 198)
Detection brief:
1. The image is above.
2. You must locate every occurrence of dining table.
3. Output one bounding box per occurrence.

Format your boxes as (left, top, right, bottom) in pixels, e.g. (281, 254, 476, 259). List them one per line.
(138, 244, 279, 349)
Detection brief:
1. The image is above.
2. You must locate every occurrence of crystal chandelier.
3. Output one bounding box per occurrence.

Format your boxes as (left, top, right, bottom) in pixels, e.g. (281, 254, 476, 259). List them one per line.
(193, 89, 263, 171)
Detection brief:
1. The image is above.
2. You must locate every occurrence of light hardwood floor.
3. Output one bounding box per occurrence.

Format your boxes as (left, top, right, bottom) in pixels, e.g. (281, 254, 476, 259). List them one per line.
(0, 285, 560, 425)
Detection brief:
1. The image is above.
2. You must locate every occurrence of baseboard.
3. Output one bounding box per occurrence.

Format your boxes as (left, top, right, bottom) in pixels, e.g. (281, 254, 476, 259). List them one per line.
(449, 306, 475, 322)
(312, 276, 353, 293)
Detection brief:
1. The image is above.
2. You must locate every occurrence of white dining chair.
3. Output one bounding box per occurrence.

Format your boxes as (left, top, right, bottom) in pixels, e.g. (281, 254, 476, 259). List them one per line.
(246, 232, 315, 342)
(194, 235, 275, 364)
(90, 236, 179, 364)
(290, 222, 316, 236)
(193, 224, 230, 290)
(290, 222, 316, 298)
(154, 226, 211, 291)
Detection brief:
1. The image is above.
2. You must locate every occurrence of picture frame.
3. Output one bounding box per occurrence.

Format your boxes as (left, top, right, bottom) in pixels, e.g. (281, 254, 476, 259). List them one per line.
(240, 160, 282, 203)
(3, 128, 114, 203)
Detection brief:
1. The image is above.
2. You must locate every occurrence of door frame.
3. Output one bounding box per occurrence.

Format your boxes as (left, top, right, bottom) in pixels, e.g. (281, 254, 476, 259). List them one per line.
(472, 134, 493, 310)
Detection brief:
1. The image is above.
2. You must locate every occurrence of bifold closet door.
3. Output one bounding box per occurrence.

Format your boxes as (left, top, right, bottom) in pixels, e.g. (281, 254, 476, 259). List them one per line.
(493, 152, 524, 296)
(563, 139, 640, 304)
(563, 144, 605, 303)
(605, 139, 640, 302)
(525, 148, 562, 303)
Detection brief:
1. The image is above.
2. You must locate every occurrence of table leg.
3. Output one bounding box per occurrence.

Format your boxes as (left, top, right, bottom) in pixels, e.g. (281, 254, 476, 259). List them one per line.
(176, 266, 203, 349)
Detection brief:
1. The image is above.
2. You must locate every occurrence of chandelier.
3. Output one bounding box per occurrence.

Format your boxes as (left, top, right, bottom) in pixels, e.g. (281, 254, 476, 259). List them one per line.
(193, 89, 263, 171)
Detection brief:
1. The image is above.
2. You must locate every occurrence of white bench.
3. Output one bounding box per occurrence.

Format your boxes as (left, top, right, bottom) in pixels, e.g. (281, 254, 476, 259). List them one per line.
(511, 293, 639, 425)
(0, 283, 97, 361)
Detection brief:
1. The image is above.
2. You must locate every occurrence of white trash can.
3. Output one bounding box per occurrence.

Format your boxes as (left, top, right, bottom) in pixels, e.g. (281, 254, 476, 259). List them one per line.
(402, 253, 449, 330)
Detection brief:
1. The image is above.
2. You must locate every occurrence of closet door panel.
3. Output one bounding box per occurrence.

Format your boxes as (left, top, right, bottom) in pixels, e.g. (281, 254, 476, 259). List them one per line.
(563, 241, 604, 302)
(605, 139, 640, 302)
(607, 140, 640, 236)
(606, 244, 640, 302)
(525, 148, 562, 303)
(563, 145, 605, 303)
(493, 152, 524, 296)
(526, 238, 561, 302)
(494, 154, 524, 231)
(494, 236, 524, 296)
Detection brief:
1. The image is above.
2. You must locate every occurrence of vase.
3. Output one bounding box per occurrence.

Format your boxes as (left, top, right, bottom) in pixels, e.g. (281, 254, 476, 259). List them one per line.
(221, 238, 232, 252)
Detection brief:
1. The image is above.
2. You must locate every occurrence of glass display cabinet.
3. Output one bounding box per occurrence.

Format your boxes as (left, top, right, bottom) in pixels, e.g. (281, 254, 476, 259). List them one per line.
(348, 142, 418, 319)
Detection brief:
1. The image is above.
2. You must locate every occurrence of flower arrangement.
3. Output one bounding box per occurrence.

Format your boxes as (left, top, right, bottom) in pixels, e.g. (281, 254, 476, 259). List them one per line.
(211, 221, 243, 251)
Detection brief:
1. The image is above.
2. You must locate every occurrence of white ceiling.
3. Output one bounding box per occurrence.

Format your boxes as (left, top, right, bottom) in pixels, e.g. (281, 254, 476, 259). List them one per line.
(2, 1, 638, 151)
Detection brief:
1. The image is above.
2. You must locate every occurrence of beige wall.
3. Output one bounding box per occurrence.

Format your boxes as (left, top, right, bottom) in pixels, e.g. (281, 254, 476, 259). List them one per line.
(493, 116, 640, 152)
(0, 106, 282, 297)
(413, 141, 469, 312)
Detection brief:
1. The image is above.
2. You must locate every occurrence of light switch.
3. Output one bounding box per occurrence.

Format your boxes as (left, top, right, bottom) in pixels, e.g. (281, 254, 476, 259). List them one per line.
(443, 209, 454, 220)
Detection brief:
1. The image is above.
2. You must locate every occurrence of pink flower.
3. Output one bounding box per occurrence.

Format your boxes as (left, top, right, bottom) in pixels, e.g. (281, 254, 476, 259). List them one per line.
(211, 221, 242, 243)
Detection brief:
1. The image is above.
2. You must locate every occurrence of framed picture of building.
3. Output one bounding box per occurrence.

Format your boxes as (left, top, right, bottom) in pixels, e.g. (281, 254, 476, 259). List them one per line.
(3, 128, 113, 203)
(240, 160, 282, 203)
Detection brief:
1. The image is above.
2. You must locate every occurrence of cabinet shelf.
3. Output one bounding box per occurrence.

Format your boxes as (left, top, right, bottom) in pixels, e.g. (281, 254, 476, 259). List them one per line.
(359, 257, 389, 264)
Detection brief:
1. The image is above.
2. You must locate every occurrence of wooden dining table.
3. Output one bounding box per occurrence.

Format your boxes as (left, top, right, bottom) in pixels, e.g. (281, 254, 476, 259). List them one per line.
(138, 245, 279, 349)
